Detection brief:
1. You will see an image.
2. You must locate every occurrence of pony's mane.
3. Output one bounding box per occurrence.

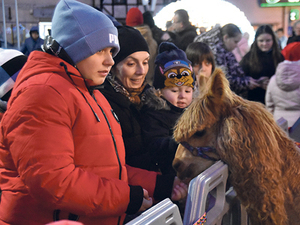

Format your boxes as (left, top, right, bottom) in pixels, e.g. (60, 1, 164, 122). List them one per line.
(173, 68, 300, 224)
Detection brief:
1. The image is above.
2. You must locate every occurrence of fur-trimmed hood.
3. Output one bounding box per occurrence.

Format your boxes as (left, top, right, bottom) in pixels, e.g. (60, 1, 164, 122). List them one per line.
(142, 87, 171, 111)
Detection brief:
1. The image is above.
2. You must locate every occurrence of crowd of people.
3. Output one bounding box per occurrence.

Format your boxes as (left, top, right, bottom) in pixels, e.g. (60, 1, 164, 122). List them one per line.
(0, 0, 300, 224)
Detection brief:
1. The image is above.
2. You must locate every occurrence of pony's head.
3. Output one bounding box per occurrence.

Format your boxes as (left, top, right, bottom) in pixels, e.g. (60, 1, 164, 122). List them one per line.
(172, 68, 287, 184)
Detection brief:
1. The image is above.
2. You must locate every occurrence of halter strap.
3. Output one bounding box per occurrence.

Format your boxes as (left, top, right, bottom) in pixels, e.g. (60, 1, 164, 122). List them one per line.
(180, 142, 218, 161)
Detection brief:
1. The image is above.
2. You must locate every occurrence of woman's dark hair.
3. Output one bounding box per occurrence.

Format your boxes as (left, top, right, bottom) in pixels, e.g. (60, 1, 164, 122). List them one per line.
(248, 24, 282, 72)
(221, 23, 241, 38)
(174, 9, 190, 27)
(185, 42, 215, 74)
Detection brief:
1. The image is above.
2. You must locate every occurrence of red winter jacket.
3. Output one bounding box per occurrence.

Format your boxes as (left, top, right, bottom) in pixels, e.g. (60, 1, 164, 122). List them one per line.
(0, 51, 157, 225)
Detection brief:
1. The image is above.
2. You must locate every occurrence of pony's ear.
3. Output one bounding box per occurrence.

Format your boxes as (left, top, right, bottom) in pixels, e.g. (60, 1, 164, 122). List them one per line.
(206, 68, 231, 113)
(198, 75, 209, 93)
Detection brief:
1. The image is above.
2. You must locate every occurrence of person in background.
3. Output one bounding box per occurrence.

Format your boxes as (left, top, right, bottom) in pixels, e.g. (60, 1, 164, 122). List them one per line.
(287, 20, 300, 45)
(170, 9, 197, 51)
(160, 20, 177, 43)
(266, 41, 300, 127)
(185, 41, 215, 96)
(20, 26, 44, 56)
(140, 42, 195, 175)
(126, 7, 157, 85)
(0, 48, 27, 118)
(199, 26, 206, 34)
(0, 1, 187, 224)
(276, 28, 288, 50)
(194, 23, 259, 98)
(143, 11, 164, 46)
(232, 32, 250, 62)
(240, 25, 284, 104)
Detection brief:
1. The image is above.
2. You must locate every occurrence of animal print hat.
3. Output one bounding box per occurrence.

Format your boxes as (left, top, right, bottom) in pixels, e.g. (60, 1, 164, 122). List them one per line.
(153, 42, 194, 90)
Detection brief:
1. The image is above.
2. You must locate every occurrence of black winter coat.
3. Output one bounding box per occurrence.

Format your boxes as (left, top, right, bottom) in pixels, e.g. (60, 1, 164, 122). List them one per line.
(240, 50, 284, 104)
(96, 79, 154, 171)
(140, 88, 182, 175)
(174, 24, 197, 51)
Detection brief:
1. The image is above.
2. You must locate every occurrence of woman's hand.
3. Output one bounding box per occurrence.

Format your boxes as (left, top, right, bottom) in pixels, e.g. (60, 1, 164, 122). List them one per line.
(249, 77, 260, 90)
(258, 76, 270, 90)
(138, 189, 153, 212)
(171, 176, 188, 202)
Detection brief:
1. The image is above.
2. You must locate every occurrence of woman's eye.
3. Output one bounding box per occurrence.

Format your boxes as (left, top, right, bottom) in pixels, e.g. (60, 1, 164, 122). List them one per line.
(168, 72, 177, 78)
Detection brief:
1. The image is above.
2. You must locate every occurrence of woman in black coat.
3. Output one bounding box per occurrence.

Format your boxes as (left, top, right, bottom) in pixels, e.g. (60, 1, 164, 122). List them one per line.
(240, 25, 284, 104)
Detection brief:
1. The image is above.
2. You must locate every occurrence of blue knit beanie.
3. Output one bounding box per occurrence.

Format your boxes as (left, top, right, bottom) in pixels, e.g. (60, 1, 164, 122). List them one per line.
(51, 0, 120, 65)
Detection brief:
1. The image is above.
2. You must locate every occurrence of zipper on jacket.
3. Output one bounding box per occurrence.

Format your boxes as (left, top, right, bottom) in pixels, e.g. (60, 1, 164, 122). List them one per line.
(91, 92, 122, 180)
(61, 62, 122, 224)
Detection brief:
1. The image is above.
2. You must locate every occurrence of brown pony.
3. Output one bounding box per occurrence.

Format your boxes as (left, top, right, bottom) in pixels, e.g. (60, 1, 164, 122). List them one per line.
(172, 68, 300, 225)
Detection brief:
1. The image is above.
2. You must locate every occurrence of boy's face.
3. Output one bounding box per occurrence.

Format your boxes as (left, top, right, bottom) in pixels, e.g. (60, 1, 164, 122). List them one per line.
(161, 86, 193, 108)
(192, 60, 212, 83)
(76, 47, 114, 86)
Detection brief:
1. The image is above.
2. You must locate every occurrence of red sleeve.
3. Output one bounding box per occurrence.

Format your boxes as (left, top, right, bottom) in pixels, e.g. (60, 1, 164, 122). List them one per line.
(126, 164, 159, 197)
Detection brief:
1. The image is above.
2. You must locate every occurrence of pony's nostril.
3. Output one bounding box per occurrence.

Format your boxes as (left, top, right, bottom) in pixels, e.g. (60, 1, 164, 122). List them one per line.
(173, 161, 181, 171)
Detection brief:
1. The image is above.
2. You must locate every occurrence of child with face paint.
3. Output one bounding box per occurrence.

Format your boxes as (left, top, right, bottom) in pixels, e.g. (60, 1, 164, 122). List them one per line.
(140, 42, 195, 176)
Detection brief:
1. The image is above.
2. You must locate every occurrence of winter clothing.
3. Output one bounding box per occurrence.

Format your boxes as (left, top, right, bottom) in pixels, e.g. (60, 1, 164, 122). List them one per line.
(126, 8, 144, 27)
(51, 0, 119, 65)
(173, 24, 197, 51)
(0, 48, 27, 113)
(0, 1, 173, 224)
(153, 42, 194, 90)
(194, 25, 251, 98)
(106, 14, 122, 27)
(240, 49, 284, 104)
(0, 50, 161, 225)
(232, 33, 250, 62)
(140, 87, 181, 175)
(287, 35, 300, 45)
(282, 42, 300, 61)
(97, 77, 152, 169)
(266, 60, 300, 127)
(113, 26, 149, 66)
(20, 26, 44, 56)
(143, 11, 165, 46)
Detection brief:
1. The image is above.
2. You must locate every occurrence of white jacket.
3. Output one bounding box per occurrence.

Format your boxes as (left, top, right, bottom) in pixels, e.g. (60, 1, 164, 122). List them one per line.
(266, 60, 300, 127)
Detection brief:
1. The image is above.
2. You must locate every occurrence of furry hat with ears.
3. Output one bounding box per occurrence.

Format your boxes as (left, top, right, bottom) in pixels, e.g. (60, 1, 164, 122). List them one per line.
(153, 42, 194, 89)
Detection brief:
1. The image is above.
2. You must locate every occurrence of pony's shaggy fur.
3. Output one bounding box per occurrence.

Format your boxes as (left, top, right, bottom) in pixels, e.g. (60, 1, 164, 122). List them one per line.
(172, 68, 300, 225)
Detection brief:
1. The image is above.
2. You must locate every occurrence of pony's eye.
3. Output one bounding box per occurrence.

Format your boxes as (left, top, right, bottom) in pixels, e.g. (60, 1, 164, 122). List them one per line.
(194, 130, 206, 137)
(181, 70, 190, 76)
(168, 72, 177, 78)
